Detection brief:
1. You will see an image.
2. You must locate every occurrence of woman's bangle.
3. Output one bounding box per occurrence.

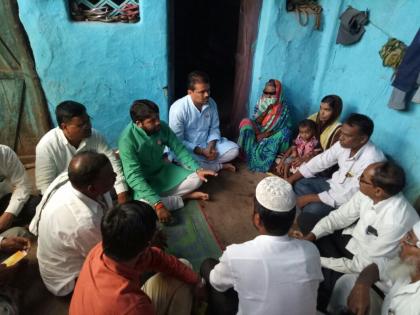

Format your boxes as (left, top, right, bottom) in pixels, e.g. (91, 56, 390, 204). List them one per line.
(154, 202, 164, 211)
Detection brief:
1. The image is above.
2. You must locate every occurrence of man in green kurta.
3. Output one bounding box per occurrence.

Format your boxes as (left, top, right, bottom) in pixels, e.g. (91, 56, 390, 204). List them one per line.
(118, 99, 216, 223)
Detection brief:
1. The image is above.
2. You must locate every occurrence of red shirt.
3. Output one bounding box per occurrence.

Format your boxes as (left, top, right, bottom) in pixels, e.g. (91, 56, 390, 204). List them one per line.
(69, 243, 199, 315)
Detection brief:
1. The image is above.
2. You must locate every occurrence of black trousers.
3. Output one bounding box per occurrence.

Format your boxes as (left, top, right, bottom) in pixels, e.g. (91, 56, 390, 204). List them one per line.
(0, 193, 41, 228)
(200, 258, 238, 315)
(315, 230, 353, 312)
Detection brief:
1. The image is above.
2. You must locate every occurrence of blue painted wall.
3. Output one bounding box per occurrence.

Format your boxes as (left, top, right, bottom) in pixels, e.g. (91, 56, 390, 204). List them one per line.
(16, 0, 420, 201)
(17, 0, 168, 147)
(250, 0, 420, 202)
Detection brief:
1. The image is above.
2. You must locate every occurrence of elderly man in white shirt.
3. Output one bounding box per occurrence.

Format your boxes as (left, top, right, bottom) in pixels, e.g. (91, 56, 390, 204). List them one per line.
(0, 145, 41, 232)
(30, 151, 115, 296)
(35, 100, 129, 203)
(335, 220, 420, 315)
(288, 113, 385, 234)
(201, 176, 323, 315)
(169, 71, 239, 172)
(296, 161, 419, 312)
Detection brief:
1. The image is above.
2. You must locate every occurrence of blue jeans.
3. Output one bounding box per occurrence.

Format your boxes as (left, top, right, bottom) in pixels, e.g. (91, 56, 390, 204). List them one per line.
(294, 177, 334, 234)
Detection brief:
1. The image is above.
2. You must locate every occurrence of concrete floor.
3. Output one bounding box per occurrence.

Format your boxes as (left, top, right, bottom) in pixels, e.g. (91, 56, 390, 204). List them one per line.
(11, 162, 266, 314)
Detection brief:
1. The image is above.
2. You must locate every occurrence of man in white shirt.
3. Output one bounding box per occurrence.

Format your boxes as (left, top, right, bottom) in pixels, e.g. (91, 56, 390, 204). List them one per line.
(31, 151, 115, 296)
(201, 176, 323, 315)
(169, 71, 239, 172)
(288, 113, 385, 234)
(345, 220, 420, 315)
(35, 101, 129, 203)
(298, 161, 419, 311)
(0, 145, 41, 232)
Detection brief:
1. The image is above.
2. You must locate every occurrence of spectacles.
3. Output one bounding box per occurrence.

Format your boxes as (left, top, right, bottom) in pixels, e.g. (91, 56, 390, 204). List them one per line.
(358, 174, 374, 186)
(263, 90, 276, 96)
(359, 178, 374, 186)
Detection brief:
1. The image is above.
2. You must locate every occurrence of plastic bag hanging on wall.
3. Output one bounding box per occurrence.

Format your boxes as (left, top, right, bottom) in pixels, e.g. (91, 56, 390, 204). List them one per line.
(285, 0, 322, 30)
(70, 0, 140, 23)
(379, 38, 407, 70)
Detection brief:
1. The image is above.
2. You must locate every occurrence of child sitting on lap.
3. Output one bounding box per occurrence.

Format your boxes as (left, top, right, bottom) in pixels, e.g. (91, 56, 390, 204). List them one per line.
(276, 119, 319, 178)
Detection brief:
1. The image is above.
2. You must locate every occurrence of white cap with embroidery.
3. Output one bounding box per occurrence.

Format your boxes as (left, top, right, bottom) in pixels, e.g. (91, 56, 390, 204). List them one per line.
(256, 176, 296, 212)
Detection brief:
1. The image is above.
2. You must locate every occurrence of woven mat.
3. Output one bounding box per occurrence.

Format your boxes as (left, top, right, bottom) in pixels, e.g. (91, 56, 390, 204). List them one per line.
(161, 200, 222, 271)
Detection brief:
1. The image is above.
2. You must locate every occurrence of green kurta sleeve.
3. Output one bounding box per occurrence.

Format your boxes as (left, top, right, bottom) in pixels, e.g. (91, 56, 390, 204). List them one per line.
(118, 125, 161, 205)
(162, 124, 200, 171)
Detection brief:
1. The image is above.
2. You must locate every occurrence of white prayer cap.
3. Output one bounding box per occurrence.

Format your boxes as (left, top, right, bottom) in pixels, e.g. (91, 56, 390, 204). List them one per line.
(413, 221, 420, 244)
(255, 176, 296, 212)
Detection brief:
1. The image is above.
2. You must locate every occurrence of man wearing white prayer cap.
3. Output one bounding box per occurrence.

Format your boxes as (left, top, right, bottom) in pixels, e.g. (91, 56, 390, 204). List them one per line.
(200, 176, 324, 315)
(333, 220, 420, 315)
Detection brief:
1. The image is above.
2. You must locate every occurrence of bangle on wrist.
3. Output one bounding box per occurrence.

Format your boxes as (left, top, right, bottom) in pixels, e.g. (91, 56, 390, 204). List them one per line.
(154, 202, 164, 211)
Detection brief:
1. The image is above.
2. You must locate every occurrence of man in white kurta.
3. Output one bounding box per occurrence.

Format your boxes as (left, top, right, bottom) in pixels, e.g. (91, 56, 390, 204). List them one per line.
(169, 71, 239, 172)
(35, 101, 128, 203)
(288, 113, 385, 234)
(202, 177, 323, 315)
(31, 152, 115, 296)
(0, 145, 40, 232)
(300, 161, 419, 311)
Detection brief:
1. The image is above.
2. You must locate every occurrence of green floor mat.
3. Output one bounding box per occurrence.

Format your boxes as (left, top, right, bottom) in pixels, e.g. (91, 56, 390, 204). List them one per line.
(161, 200, 222, 271)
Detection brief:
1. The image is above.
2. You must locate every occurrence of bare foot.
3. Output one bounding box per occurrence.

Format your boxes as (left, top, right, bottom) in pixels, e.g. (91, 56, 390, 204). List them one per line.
(222, 163, 236, 172)
(184, 191, 209, 201)
(288, 228, 304, 239)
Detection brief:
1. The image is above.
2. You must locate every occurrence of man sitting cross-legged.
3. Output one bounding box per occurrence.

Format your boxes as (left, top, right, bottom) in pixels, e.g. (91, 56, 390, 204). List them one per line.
(70, 200, 206, 315)
(29, 151, 116, 296)
(118, 99, 216, 224)
(201, 176, 323, 315)
(35, 100, 129, 203)
(169, 71, 239, 172)
(294, 161, 419, 312)
(287, 113, 385, 234)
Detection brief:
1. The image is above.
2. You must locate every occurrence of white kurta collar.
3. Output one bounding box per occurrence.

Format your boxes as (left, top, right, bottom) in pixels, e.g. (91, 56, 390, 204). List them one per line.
(392, 279, 420, 297)
(57, 127, 88, 150)
(187, 95, 209, 113)
(348, 141, 369, 161)
(255, 234, 291, 242)
(71, 185, 102, 215)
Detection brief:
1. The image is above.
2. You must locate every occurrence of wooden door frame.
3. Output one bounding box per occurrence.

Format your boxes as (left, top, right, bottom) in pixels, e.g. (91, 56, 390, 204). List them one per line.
(0, 0, 51, 160)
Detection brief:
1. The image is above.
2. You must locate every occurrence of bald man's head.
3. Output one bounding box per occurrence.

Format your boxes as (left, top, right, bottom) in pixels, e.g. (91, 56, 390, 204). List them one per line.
(68, 151, 112, 190)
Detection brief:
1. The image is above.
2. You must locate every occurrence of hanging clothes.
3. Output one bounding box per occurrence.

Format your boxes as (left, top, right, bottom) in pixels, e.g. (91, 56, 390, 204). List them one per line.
(388, 28, 420, 110)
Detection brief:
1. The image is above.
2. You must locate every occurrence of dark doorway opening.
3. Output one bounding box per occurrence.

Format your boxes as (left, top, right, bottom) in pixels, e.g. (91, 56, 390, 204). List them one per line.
(170, 0, 241, 138)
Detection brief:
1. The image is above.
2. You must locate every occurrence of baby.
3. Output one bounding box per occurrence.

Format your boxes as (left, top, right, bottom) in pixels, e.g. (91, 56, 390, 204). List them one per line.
(276, 119, 319, 178)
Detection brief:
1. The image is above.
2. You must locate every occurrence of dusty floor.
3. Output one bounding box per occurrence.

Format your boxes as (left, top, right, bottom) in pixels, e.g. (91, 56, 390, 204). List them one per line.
(11, 161, 266, 314)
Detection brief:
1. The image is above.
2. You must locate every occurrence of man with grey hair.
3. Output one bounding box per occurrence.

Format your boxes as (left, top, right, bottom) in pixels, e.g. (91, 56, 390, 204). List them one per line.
(333, 220, 420, 315)
(30, 151, 116, 296)
(200, 176, 323, 315)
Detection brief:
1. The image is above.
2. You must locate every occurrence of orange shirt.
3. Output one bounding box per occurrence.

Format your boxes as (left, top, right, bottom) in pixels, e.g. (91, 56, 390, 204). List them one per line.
(70, 243, 199, 315)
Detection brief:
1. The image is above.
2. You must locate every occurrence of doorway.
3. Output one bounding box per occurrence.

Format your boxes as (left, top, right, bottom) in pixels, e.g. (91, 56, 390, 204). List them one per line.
(170, 0, 241, 137)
